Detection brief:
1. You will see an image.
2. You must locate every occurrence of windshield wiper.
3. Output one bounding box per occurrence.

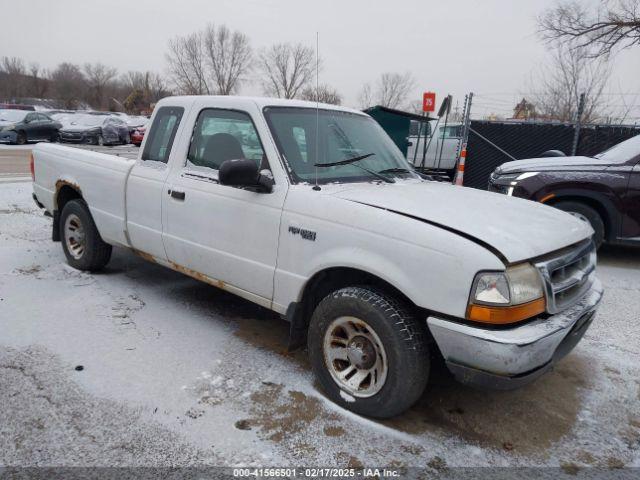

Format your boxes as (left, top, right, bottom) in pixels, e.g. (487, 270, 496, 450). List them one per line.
(377, 167, 413, 175)
(314, 153, 394, 183)
(314, 152, 375, 167)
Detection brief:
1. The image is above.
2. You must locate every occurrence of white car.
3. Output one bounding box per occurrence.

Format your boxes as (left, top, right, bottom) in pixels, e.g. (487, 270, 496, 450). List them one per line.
(31, 96, 603, 418)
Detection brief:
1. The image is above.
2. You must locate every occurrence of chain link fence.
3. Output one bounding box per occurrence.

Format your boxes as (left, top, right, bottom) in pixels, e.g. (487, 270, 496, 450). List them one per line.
(457, 93, 640, 189)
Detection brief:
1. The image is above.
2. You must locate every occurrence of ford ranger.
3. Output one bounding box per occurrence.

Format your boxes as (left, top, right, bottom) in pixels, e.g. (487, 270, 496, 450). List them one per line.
(31, 96, 603, 418)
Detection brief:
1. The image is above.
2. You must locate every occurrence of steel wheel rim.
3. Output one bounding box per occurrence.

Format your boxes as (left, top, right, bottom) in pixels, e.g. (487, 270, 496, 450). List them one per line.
(64, 213, 86, 259)
(323, 316, 388, 398)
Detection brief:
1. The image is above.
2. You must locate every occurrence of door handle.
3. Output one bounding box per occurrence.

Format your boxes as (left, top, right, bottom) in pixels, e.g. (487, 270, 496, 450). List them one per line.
(169, 189, 186, 201)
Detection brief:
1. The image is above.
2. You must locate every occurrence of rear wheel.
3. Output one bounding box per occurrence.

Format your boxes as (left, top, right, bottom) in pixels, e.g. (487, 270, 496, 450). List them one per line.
(60, 199, 112, 271)
(308, 286, 430, 418)
(554, 201, 605, 248)
(50, 132, 59, 143)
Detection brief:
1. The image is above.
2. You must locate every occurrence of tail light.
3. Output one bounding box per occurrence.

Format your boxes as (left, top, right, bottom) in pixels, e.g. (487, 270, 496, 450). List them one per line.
(29, 152, 35, 180)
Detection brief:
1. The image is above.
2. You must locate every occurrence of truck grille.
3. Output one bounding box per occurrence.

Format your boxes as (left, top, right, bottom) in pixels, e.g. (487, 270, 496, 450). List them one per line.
(535, 240, 596, 314)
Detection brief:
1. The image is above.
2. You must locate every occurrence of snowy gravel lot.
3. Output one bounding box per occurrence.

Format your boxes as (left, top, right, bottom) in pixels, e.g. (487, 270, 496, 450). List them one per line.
(1, 180, 639, 472)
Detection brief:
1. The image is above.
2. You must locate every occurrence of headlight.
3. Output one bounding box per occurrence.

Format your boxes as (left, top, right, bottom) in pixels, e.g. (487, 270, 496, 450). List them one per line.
(467, 263, 545, 324)
(1, 124, 16, 132)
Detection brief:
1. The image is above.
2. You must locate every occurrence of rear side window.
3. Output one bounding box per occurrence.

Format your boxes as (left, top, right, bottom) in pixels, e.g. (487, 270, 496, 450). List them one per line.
(142, 106, 184, 163)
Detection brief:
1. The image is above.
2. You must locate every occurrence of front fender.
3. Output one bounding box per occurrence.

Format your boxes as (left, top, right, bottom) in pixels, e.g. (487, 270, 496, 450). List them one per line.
(273, 191, 505, 318)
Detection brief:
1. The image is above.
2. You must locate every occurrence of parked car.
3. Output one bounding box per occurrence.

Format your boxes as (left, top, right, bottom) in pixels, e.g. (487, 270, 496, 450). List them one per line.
(130, 126, 146, 146)
(488, 134, 640, 248)
(59, 114, 130, 145)
(31, 96, 602, 418)
(0, 109, 62, 144)
(127, 116, 149, 146)
(0, 103, 35, 111)
(49, 112, 77, 129)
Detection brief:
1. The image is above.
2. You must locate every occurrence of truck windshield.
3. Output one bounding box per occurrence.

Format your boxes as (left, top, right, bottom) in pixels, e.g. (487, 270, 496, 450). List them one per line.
(263, 107, 418, 184)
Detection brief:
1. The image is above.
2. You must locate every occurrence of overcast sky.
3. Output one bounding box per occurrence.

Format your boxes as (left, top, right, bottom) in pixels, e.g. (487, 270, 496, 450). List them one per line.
(2, 0, 639, 118)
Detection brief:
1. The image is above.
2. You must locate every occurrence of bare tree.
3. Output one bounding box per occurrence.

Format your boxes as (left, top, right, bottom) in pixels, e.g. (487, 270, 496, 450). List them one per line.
(203, 24, 252, 95)
(358, 83, 373, 109)
(538, 0, 640, 58)
(0, 57, 27, 99)
(299, 84, 342, 104)
(258, 43, 317, 99)
(51, 63, 85, 109)
(122, 71, 171, 113)
(530, 45, 611, 123)
(166, 31, 210, 95)
(28, 63, 49, 98)
(357, 72, 415, 109)
(123, 71, 169, 102)
(84, 63, 118, 109)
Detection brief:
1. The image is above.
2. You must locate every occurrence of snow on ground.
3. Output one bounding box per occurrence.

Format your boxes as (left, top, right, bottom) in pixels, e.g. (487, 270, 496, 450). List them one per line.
(1, 181, 639, 471)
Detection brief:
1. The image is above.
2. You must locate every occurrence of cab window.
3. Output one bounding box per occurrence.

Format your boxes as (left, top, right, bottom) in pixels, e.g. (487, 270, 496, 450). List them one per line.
(142, 106, 184, 163)
(187, 109, 265, 171)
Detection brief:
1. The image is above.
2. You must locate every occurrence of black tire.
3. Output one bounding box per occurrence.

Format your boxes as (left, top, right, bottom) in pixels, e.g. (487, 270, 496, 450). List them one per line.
(59, 199, 112, 271)
(50, 132, 59, 143)
(94, 134, 104, 146)
(16, 131, 27, 145)
(308, 286, 430, 418)
(554, 201, 605, 248)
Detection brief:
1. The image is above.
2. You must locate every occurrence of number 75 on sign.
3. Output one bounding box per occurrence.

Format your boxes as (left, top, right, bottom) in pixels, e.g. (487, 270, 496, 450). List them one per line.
(422, 92, 436, 112)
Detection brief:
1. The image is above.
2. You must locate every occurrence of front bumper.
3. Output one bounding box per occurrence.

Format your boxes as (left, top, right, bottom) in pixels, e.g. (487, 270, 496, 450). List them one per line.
(427, 278, 603, 389)
(60, 131, 90, 143)
(0, 130, 17, 143)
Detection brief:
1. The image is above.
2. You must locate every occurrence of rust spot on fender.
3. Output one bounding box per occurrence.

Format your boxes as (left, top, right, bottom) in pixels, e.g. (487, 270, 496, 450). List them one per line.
(169, 262, 226, 290)
(54, 180, 83, 209)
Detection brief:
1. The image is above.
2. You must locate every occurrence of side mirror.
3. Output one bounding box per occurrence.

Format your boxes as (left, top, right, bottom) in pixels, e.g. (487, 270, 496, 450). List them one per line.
(219, 158, 273, 192)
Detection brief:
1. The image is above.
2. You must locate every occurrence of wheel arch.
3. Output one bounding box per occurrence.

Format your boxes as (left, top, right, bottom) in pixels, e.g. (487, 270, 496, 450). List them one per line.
(543, 190, 618, 241)
(52, 181, 83, 241)
(286, 266, 427, 351)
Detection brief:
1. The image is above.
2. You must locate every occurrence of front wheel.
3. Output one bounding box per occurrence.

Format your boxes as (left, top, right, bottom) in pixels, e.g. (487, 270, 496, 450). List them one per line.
(554, 201, 605, 248)
(308, 286, 430, 418)
(16, 131, 27, 145)
(60, 199, 112, 271)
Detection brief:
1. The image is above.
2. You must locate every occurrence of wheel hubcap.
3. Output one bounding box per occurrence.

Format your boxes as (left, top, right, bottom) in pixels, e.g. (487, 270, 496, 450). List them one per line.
(64, 214, 86, 259)
(323, 316, 388, 398)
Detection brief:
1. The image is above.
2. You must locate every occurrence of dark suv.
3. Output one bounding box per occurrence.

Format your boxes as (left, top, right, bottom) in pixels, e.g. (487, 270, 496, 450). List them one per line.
(488, 134, 640, 248)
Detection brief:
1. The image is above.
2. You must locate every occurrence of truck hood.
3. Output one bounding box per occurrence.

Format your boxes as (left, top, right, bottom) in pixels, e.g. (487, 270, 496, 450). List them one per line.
(496, 156, 612, 174)
(328, 181, 592, 263)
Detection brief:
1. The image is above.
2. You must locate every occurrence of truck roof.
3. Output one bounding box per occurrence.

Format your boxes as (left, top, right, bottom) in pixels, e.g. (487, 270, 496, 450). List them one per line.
(155, 95, 367, 116)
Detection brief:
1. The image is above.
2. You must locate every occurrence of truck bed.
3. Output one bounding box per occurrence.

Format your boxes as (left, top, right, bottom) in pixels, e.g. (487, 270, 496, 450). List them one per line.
(32, 143, 136, 247)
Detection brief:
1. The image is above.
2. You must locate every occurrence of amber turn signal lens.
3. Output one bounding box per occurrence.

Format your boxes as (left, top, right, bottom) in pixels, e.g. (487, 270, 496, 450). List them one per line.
(466, 297, 546, 324)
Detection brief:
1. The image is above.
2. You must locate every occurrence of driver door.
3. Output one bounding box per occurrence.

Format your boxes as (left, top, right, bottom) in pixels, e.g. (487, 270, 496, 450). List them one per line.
(162, 103, 287, 306)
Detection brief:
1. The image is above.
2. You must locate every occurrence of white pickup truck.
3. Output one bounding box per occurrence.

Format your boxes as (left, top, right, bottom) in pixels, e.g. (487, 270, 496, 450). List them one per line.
(32, 96, 603, 418)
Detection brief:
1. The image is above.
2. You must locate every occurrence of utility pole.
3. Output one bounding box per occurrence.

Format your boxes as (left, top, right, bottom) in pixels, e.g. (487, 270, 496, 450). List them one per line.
(572, 92, 586, 156)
